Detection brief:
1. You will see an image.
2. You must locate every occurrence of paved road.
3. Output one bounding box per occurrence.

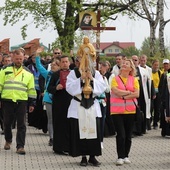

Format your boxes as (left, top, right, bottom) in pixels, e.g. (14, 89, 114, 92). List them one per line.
(0, 126, 170, 170)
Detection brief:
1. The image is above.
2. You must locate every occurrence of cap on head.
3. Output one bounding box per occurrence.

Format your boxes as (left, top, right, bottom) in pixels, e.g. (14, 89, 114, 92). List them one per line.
(163, 59, 169, 64)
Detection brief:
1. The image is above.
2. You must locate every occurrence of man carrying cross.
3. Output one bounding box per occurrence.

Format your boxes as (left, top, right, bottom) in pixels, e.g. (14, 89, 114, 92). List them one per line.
(66, 38, 106, 167)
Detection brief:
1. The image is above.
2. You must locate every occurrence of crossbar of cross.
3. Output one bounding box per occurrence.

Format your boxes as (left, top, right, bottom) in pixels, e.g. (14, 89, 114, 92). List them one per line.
(80, 10, 116, 69)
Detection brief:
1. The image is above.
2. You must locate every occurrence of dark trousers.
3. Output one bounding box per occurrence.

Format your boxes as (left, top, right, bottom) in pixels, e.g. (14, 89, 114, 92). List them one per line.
(152, 92, 161, 127)
(3, 101, 27, 149)
(0, 108, 3, 130)
(133, 108, 143, 135)
(112, 114, 135, 159)
(100, 103, 106, 142)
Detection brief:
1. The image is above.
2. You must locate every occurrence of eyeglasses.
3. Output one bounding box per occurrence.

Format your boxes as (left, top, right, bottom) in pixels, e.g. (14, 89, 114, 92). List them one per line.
(51, 63, 60, 67)
(54, 52, 61, 55)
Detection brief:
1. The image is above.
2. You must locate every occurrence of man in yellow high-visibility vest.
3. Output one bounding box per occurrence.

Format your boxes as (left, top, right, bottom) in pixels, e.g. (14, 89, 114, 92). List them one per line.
(0, 49, 37, 155)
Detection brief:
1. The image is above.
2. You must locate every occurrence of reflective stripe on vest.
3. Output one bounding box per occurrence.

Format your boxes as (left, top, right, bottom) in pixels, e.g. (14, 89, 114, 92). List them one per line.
(3, 86, 27, 91)
(110, 75, 137, 113)
(28, 94, 37, 98)
(3, 80, 27, 92)
(5, 81, 27, 87)
(28, 88, 37, 98)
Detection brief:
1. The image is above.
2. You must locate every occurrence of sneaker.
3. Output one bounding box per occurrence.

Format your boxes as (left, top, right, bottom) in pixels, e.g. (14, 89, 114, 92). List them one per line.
(88, 157, 101, 167)
(48, 139, 53, 146)
(62, 151, 69, 155)
(124, 157, 131, 164)
(16, 148, 26, 155)
(80, 157, 87, 166)
(153, 126, 158, 130)
(54, 151, 69, 155)
(115, 158, 124, 166)
(101, 142, 104, 149)
(4, 142, 11, 150)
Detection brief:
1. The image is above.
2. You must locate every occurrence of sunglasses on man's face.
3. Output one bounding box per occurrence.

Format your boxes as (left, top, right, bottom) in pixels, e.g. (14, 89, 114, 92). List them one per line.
(54, 52, 61, 55)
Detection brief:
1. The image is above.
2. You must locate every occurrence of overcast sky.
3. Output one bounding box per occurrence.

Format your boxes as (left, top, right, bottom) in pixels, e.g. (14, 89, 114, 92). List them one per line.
(0, 0, 170, 50)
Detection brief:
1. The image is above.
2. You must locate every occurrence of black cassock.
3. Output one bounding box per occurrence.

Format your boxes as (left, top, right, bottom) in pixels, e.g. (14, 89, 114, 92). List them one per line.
(67, 68, 102, 157)
(48, 70, 72, 153)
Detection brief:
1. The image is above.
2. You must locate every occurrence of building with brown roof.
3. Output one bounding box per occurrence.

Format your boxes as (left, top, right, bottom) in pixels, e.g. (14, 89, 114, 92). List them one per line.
(10, 38, 48, 56)
(23, 38, 40, 56)
(0, 38, 10, 54)
(93, 41, 135, 57)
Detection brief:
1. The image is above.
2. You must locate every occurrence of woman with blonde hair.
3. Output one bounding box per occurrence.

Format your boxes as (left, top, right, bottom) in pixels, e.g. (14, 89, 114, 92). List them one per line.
(110, 59, 139, 166)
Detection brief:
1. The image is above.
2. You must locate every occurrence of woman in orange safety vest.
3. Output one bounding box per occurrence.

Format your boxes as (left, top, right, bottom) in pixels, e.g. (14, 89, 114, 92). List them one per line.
(110, 59, 139, 166)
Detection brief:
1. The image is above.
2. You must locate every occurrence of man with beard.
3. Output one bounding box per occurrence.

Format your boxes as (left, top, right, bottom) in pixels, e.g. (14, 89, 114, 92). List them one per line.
(0, 49, 36, 154)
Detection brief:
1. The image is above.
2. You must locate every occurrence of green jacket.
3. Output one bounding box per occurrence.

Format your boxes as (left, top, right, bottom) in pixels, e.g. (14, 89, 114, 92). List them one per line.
(0, 64, 37, 103)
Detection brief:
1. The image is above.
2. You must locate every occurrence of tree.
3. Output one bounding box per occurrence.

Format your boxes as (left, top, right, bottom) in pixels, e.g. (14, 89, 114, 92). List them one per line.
(127, 0, 160, 57)
(158, 0, 170, 58)
(0, 0, 140, 52)
(127, 0, 170, 58)
(140, 37, 170, 58)
(122, 46, 139, 57)
(140, 37, 154, 57)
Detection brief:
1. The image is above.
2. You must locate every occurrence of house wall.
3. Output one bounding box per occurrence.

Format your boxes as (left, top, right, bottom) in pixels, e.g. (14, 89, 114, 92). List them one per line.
(103, 45, 122, 56)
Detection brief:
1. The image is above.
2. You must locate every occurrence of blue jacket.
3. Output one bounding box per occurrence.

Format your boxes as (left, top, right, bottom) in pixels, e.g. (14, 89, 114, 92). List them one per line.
(35, 56, 53, 104)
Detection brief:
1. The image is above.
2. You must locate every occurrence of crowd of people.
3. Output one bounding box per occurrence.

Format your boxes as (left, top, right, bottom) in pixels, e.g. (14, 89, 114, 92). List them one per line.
(0, 37, 170, 167)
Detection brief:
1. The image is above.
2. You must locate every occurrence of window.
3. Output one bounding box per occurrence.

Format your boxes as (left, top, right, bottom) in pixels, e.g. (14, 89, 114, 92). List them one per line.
(115, 49, 120, 53)
(108, 49, 112, 53)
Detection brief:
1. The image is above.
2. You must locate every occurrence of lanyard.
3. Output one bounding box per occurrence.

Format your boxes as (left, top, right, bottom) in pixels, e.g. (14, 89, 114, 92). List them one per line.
(13, 67, 23, 78)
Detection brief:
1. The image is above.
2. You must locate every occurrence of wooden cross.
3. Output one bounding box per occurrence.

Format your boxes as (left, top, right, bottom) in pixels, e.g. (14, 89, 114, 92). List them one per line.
(80, 10, 116, 69)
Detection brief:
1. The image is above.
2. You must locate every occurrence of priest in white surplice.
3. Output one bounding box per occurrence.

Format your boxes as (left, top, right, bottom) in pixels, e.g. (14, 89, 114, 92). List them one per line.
(132, 55, 153, 135)
(66, 62, 106, 167)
